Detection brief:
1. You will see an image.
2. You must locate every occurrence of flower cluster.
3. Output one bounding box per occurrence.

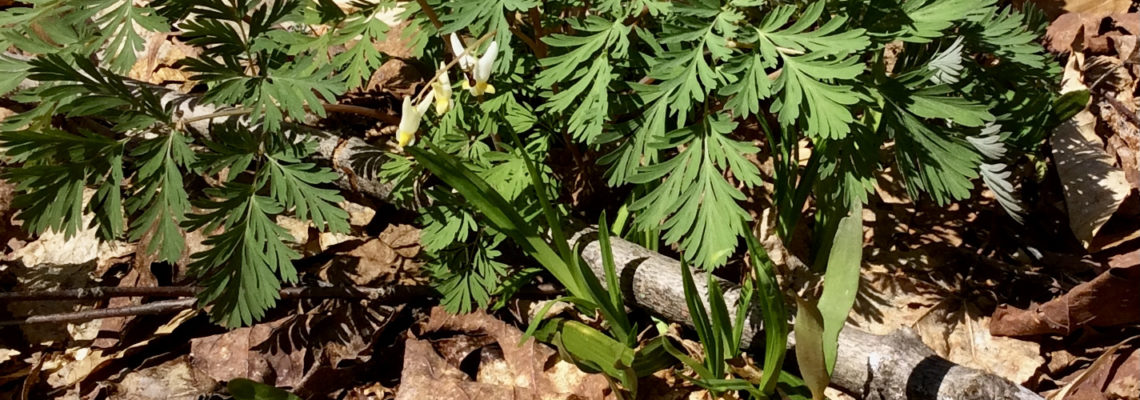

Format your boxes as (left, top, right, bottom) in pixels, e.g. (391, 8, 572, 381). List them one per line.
(395, 34, 502, 151)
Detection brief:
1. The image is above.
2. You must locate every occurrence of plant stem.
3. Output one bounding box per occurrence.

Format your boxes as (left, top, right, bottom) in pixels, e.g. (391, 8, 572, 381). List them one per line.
(177, 103, 401, 128)
(415, 0, 444, 29)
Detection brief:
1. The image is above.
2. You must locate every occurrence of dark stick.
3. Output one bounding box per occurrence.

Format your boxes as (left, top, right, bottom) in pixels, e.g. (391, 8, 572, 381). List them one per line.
(0, 285, 436, 326)
(0, 298, 197, 327)
(0, 284, 434, 302)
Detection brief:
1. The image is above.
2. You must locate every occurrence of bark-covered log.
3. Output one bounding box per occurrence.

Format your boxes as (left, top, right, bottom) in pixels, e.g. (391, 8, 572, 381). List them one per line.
(571, 229, 1043, 400)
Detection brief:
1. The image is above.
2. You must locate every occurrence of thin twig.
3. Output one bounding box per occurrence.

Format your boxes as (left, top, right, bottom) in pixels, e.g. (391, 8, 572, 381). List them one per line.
(0, 285, 437, 326)
(177, 102, 402, 129)
(0, 286, 199, 301)
(0, 284, 434, 302)
(322, 103, 401, 125)
(414, 0, 444, 29)
(0, 298, 197, 327)
(507, 21, 543, 58)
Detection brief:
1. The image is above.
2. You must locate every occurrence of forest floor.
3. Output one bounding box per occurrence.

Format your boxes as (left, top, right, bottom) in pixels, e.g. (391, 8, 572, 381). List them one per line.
(0, 1, 1138, 400)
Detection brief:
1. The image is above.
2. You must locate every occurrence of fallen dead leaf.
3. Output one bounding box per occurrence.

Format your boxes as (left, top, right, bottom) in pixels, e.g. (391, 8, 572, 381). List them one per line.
(42, 309, 197, 392)
(852, 263, 1045, 385)
(992, 264, 1140, 337)
(189, 318, 304, 387)
(1054, 338, 1139, 400)
(1025, 0, 1134, 20)
(318, 223, 422, 286)
(114, 356, 218, 400)
(396, 307, 611, 400)
(1047, 13, 1140, 54)
(1051, 110, 1131, 249)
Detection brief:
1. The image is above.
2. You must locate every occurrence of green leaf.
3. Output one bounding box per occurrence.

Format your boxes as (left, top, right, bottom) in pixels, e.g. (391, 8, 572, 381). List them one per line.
(228, 378, 301, 400)
(263, 141, 350, 233)
(745, 230, 788, 396)
(752, 2, 869, 139)
(330, 4, 392, 89)
(631, 113, 760, 268)
(680, 258, 722, 378)
(534, 318, 638, 391)
(185, 183, 298, 328)
(793, 297, 828, 400)
(71, 0, 168, 73)
(816, 201, 863, 373)
(408, 145, 585, 298)
(127, 131, 195, 263)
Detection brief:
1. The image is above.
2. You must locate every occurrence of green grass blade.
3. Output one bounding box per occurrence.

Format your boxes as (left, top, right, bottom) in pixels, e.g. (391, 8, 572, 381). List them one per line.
(503, 130, 572, 260)
(680, 259, 719, 375)
(706, 273, 732, 369)
(598, 212, 630, 337)
(745, 229, 788, 396)
(408, 145, 584, 297)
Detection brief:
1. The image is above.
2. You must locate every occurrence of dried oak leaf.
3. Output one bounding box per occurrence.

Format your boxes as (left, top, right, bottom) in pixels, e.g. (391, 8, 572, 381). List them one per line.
(1047, 13, 1140, 54)
(189, 318, 306, 388)
(991, 264, 1140, 337)
(1018, 0, 1132, 19)
(1051, 110, 1131, 249)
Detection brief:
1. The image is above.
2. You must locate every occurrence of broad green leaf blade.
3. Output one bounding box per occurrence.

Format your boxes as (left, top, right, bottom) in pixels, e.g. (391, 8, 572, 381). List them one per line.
(535, 319, 638, 389)
(793, 297, 828, 400)
(228, 378, 301, 400)
(817, 201, 863, 373)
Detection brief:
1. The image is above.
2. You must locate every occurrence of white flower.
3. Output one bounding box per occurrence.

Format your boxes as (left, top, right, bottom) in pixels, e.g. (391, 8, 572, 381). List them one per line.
(449, 33, 476, 72)
(396, 92, 434, 151)
(431, 62, 453, 115)
(462, 40, 499, 96)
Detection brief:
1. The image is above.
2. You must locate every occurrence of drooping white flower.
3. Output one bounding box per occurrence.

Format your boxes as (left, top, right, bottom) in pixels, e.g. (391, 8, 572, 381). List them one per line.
(449, 33, 476, 72)
(431, 62, 454, 115)
(462, 40, 498, 96)
(396, 92, 434, 151)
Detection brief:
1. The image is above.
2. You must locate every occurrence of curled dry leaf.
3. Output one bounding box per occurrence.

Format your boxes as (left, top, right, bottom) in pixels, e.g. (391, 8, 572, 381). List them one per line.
(991, 264, 1140, 337)
(1050, 110, 1130, 249)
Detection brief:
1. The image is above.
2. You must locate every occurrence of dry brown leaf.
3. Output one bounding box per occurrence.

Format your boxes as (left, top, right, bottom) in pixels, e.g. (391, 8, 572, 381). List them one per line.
(189, 318, 307, 387)
(127, 34, 197, 90)
(851, 264, 1044, 385)
(992, 264, 1140, 337)
(1053, 338, 1139, 400)
(1051, 110, 1131, 248)
(41, 309, 196, 391)
(114, 356, 218, 400)
(396, 307, 612, 400)
(1047, 13, 1140, 54)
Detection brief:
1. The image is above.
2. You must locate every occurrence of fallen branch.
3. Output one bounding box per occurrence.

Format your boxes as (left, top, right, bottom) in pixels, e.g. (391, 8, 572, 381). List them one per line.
(0, 285, 435, 326)
(571, 229, 1043, 400)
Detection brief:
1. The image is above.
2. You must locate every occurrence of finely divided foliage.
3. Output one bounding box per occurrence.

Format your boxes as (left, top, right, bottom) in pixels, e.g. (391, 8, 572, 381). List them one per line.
(0, 0, 1057, 322)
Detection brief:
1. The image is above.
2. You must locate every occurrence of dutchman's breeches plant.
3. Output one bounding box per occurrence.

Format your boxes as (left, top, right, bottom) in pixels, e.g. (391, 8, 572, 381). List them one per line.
(0, 0, 1066, 394)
